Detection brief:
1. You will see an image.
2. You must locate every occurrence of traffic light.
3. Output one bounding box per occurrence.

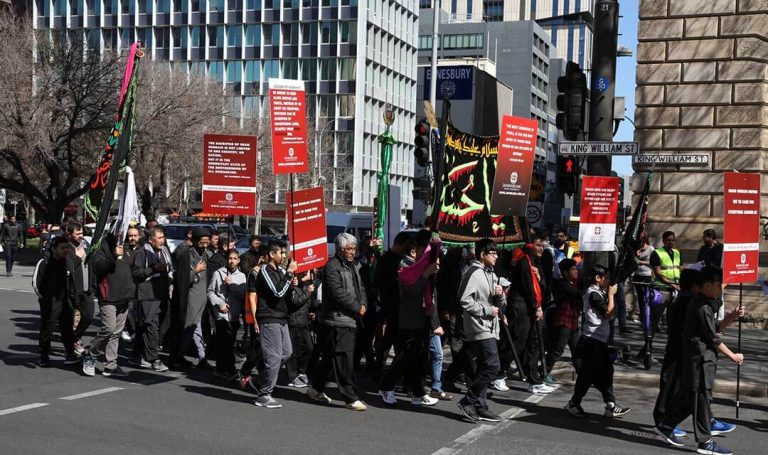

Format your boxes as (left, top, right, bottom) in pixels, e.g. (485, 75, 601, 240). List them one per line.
(411, 175, 432, 203)
(556, 62, 588, 141)
(414, 119, 430, 167)
(557, 155, 579, 196)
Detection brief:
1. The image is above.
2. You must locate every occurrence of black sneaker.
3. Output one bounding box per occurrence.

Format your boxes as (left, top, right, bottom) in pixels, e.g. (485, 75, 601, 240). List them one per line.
(654, 425, 685, 447)
(197, 358, 213, 370)
(697, 439, 733, 455)
(457, 399, 479, 422)
(604, 403, 631, 418)
(565, 401, 588, 418)
(476, 408, 502, 422)
(102, 366, 130, 377)
(38, 354, 51, 368)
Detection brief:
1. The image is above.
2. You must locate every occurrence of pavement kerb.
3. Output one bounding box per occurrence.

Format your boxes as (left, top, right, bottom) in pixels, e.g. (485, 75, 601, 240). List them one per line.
(550, 365, 767, 398)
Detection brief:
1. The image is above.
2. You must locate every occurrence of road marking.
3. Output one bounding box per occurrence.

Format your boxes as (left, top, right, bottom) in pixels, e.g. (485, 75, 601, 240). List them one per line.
(0, 287, 35, 294)
(0, 403, 49, 416)
(59, 387, 123, 401)
(453, 424, 495, 444)
(523, 394, 546, 403)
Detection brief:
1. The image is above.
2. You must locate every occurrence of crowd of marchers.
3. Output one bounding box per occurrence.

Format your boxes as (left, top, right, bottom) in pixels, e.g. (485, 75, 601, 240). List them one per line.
(28, 221, 746, 455)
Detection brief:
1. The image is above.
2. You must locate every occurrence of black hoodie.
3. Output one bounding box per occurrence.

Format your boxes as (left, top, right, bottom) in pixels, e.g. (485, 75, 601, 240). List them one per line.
(91, 235, 135, 304)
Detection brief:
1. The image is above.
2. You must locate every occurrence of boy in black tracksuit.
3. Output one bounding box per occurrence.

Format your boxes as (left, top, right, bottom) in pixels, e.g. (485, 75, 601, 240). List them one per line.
(656, 267, 745, 455)
(38, 237, 77, 366)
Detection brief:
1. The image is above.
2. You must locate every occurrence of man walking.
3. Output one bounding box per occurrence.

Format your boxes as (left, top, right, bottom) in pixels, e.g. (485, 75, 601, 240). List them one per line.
(456, 238, 505, 423)
(697, 229, 723, 269)
(65, 221, 93, 357)
(307, 233, 368, 411)
(37, 237, 76, 366)
(81, 233, 135, 377)
(131, 226, 171, 372)
(207, 248, 246, 379)
(249, 240, 297, 409)
(0, 215, 24, 276)
(121, 226, 142, 342)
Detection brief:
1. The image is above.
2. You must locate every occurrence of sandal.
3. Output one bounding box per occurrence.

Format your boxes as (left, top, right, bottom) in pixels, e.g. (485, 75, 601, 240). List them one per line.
(430, 391, 453, 401)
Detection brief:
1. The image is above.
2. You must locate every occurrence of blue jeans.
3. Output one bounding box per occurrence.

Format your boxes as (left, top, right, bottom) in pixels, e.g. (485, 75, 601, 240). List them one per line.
(428, 334, 443, 393)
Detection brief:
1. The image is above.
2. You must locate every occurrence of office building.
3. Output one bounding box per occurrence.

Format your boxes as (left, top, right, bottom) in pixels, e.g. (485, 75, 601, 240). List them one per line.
(32, 0, 420, 209)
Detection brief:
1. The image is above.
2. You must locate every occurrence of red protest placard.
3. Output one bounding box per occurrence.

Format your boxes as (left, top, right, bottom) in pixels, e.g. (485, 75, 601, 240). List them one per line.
(286, 186, 328, 274)
(489, 116, 539, 216)
(202, 134, 257, 215)
(723, 172, 761, 284)
(578, 176, 620, 252)
(269, 78, 308, 175)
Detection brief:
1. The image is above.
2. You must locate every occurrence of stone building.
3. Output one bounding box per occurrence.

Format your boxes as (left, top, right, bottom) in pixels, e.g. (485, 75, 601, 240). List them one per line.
(634, 0, 768, 317)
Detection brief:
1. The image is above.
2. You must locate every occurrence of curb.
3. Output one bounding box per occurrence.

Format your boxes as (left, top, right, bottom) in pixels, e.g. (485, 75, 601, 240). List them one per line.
(550, 365, 767, 399)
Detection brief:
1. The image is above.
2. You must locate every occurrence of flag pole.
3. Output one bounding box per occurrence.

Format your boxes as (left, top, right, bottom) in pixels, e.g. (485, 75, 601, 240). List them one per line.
(736, 282, 742, 418)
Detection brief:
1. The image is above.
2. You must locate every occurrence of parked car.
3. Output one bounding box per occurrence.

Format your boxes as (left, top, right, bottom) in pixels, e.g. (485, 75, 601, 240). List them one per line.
(214, 223, 248, 241)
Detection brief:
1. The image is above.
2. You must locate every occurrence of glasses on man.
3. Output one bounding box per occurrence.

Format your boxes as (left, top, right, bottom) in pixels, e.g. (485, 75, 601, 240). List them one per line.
(343, 246, 357, 252)
(486, 251, 498, 256)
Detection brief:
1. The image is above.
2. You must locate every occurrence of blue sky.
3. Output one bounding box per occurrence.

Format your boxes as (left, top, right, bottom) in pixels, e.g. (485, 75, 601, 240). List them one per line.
(612, 0, 638, 176)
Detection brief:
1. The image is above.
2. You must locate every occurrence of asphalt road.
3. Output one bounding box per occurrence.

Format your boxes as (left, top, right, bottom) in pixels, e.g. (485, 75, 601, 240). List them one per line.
(1, 269, 766, 455)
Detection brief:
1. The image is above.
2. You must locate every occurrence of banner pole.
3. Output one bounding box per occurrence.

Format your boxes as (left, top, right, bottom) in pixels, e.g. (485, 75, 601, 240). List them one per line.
(289, 174, 296, 258)
(736, 282, 742, 418)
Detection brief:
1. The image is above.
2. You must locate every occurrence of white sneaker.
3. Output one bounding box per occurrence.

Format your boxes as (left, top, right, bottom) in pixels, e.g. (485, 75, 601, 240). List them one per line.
(411, 394, 439, 406)
(120, 331, 132, 342)
(490, 378, 510, 391)
(528, 383, 555, 394)
(82, 352, 95, 377)
(379, 390, 397, 405)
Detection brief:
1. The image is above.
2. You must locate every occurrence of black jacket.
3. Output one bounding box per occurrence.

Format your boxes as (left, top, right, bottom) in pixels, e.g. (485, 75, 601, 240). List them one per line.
(374, 250, 403, 323)
(287, 282, 312, 327)
(207, 250, 228, 282)
(91, 241, 135, 304)
(0, 223, 23, 245)
(40, 256, 75, 304)
(320, 255, 367, 329)
(249, 263, 293, 324)
(66, 243, 88, 297)
(131, 246, 172, 302)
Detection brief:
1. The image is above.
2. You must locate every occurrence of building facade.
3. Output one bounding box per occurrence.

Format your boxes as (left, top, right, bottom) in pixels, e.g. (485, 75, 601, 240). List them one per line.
(32, 0, 420, 209)
(430, 0, 593, 70)
(634, 0, 768, 314)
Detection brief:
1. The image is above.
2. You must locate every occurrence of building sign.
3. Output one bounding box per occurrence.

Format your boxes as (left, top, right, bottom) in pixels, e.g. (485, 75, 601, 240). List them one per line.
(578, 176, 620, 252)
(269, 78, 308, 175)
(423, 65, 474, 100)
(202, 134, 257, 215)
(723, 172, 761, 284)
(489, 116, 539, 216)
(286, 186, 328, 274)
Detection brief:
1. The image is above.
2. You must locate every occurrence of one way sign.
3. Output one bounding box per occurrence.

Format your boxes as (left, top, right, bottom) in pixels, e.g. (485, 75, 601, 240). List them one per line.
(558, 141, 639, 155)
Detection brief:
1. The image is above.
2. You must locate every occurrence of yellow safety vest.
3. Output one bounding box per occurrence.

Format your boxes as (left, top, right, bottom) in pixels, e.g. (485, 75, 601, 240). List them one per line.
(654, 248, 681, 285)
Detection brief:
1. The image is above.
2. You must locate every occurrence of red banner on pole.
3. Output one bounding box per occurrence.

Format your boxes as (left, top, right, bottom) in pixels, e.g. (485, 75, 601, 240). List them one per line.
(578, 176, 620, 252)
(269, 78, 308, 175)
(723, 172, 761, 284)
(489, 116, 539, 216)
(202, 134, 257, 215)
(286, 186, 328, 274)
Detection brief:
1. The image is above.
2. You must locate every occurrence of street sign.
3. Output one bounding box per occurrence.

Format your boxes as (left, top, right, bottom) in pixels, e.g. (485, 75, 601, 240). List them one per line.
(632, 153, 709, 166)
(558, 141, 638, 155)
(526, 202, 543, 228)
(595, 76, 611, 93)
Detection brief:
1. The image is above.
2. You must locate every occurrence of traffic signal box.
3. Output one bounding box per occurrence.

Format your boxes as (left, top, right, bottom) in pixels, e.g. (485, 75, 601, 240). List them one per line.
(414, 119, 430, 167)
(557, 155, 579, 196)
(556, 62, 588, 141)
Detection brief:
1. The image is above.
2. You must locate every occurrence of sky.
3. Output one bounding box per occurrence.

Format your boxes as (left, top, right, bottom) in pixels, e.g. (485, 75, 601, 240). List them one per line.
(611, 0, 639, 176)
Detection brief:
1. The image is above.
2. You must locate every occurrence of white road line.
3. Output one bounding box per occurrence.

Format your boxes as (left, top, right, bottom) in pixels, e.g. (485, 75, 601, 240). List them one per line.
(453, 424, 495, 444)
(59, 387, 123, 401)
(523, 394, 546, 403)
(0, 287, 34, 293)
(0, 403, 49, 416)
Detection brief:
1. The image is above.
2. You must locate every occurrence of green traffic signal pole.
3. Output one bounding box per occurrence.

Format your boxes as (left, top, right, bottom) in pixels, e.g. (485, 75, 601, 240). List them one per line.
(375, 106, 395, 253)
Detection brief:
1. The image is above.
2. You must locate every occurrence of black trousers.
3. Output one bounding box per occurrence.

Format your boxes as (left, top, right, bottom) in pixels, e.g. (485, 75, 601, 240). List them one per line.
(286, 325, 314, 380)
(39, 297, 75, 356)
(571, 336, 616, 406)
(354, 310, 376, 369)
(662, 366, 714, 443)
(134, 299, 162, 362)
(373, 317, 398, 375)
(445, 313, 476, 382)
(214, 319, 240, 374)
(74, 294, 95, 341)
(3, 243, 17, 273)
(240, 324, 263, 376)
(310, 325, 359, 404)
(380, 329, 429, 397)
(511, 302, 543, 385)
(653, 355, 681, 425)
(124, 299, 136, 335)
(545, 325, 580, 373)
(463, 338, 500, 411)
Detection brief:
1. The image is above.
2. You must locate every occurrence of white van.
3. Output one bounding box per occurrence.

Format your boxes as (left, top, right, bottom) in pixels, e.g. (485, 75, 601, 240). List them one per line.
(326, 212, 373, 257)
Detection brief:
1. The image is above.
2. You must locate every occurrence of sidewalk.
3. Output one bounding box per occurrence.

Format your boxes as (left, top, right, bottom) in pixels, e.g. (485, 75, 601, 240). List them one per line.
(551, 319, 768, 398)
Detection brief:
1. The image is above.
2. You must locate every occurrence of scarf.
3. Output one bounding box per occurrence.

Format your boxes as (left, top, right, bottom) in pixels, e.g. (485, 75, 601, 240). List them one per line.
(512, 244, 542, 308)
(398, 237, 442, 315)
(143, 243, 173, 281)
